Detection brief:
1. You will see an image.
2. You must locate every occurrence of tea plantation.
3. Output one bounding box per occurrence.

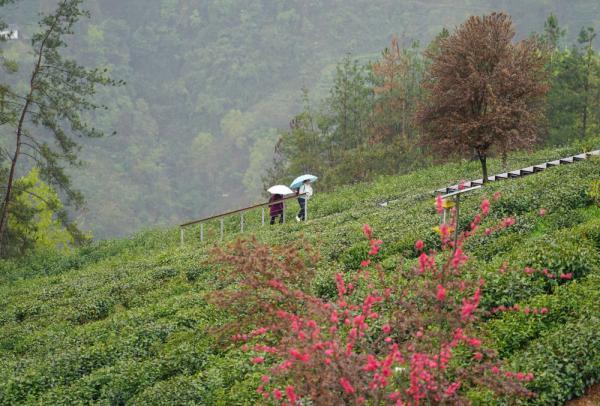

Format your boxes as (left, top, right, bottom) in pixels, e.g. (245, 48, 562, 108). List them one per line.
(0, 145, 598, 405)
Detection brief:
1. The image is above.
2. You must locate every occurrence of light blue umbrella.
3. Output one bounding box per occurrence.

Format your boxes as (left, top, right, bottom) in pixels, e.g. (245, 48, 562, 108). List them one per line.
(290, 174, 318, 190)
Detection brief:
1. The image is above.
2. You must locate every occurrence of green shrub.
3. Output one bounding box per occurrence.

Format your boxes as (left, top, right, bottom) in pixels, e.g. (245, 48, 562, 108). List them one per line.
(509, 318, 600, 405)
(487, 273, 600, 357)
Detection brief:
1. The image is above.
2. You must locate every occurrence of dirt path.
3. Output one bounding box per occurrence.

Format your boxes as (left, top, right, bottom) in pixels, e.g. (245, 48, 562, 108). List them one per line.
(566, 383, 600, 406)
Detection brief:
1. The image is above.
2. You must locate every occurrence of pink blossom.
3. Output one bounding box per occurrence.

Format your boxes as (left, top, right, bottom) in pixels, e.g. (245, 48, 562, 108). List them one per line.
(415, 240, 424, 251)
(361, 259, 371, 268)
(335, 273, 346, 296)
(491, 366, 500, 374)
(251, 357, 264, 364)
(460, 288, 481, 321)
(261, 375, 270, 383)
(485, 228, 492, 235)
(382, 324, 391, 334)
(418, 252, 429, 274)
(436, 284, 446, 301)
(340, 377, 355, 394)
(444, 381, 461, 396)
(493, 191, 501, 201)
(436, 195, 444, 214)
(286, 386, 297, 403)
(473, 352, 483, 361)
(481, 199, 490, 216)
(273, 389, 282, 400)
(330, 311, 339, 323)
(540, 307, 548, 314)
(467, 338, 481, 347)
(538, 208, 547, 217)
(362, 224, 373, 238)
(560, 273, 573, 280)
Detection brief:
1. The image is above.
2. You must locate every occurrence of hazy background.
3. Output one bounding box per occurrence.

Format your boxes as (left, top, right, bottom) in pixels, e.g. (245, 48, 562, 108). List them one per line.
(1, 0, 598, 239)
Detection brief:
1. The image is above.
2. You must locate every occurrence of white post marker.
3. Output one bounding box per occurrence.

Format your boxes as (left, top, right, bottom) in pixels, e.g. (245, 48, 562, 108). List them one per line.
(220, 218, 224, 241)
(283, 200, 286, 224)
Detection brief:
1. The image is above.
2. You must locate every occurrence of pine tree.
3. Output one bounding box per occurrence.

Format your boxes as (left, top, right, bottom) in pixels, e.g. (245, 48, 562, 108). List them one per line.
(0, 0, 121, 256)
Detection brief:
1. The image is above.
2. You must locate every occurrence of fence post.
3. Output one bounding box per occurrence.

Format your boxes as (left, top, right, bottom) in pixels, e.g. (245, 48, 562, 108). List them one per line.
(241, 213, 244, 233)
(261, 207, 265, 226)
(453, 194, 460, 255)
(200, 223, 204, 242)
(220, 218, 224, 241)
(305, 199, 308, 221)
(283, 200, 286, 223)
(180, 228, 184, 246)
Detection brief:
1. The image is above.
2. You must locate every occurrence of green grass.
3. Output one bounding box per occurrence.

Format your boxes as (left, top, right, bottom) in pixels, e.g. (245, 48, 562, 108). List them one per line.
(0, 146, 598, 404)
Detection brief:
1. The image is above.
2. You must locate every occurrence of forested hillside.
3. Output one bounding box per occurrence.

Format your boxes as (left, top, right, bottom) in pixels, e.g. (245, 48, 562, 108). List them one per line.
(1, 0, 598, 239)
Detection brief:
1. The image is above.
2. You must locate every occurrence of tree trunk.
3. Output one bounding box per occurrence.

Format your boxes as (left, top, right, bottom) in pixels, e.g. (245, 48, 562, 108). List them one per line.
(478, 152, 488, 183)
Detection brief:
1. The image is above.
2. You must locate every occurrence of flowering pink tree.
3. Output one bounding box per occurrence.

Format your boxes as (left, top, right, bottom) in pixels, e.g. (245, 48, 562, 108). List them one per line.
(211, 198, 535, 405)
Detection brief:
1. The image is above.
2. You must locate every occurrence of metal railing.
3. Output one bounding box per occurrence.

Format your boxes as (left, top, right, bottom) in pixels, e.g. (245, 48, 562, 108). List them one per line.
(179, 193, 307, 245)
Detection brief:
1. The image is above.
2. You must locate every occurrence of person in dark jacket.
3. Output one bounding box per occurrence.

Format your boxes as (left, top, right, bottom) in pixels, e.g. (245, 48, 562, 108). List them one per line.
(269, 194, 284, 225)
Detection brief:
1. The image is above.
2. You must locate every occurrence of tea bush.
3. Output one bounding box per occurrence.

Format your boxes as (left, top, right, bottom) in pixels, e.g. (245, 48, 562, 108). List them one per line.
(509, 318, 600, 405)
(0, 146, 598, 404)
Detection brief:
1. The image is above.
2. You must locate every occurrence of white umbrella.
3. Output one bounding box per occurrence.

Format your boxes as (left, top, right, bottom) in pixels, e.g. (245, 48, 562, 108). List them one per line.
(267, 185, 294, 195)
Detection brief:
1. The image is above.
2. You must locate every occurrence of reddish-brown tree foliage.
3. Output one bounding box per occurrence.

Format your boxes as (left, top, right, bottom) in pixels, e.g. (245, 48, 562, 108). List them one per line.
(371, 36, 410, 144)
(417, 12, 549, 181)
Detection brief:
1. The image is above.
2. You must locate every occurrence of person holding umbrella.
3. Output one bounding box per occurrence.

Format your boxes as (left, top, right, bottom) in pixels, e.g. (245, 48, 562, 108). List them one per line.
(290, 174, 317, 221)
(268, 194, 284, 224)
(267, 185, 294, 225)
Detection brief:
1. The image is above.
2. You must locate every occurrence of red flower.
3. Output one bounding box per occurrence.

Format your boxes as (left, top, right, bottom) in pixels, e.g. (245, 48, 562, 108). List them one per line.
(538, 208, 547, 216)
(436, 284, 446, 301)
(473, 352, 483, 361)
(362, 224, 373, 238)
(340, 377, 355, 394)
(436, 195, 444, 214)
(286, 386, 297, 403)
(273, 389, 282, 400)
(481, 199, 490, 215)
(361, 259, 371, 268)
(444, 381, 461, 396)
(415, 240, 424, 251)
(467, 338, 481, 347)
(560, 273, 573, 280)
(382, 324, 391, 334)
(251, 357, 264, 364)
